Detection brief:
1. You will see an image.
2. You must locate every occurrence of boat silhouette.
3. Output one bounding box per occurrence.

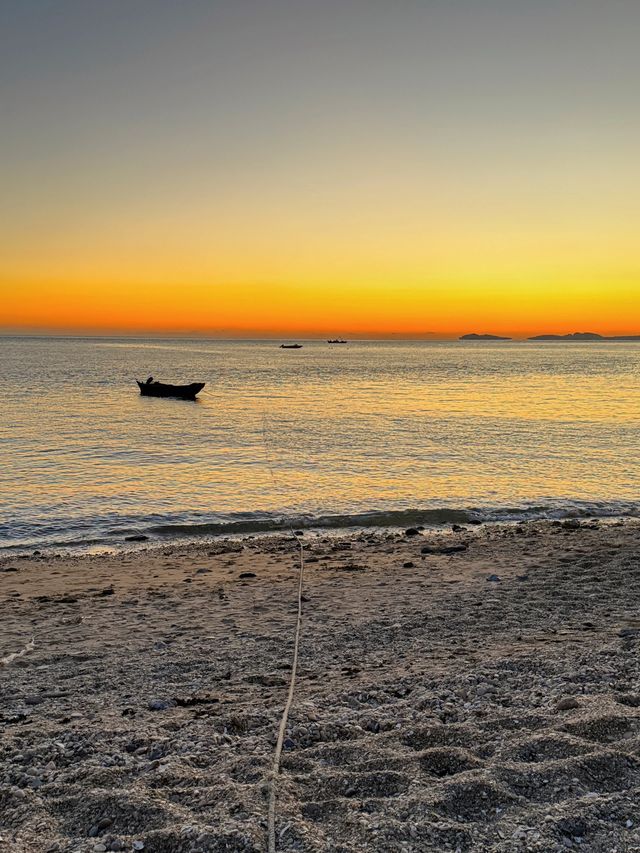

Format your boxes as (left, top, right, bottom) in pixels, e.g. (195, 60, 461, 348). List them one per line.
(136, 378, 205, 400)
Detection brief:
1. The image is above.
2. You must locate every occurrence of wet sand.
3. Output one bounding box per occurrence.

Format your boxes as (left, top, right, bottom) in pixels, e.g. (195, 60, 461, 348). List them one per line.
(1, 520, 640, 852)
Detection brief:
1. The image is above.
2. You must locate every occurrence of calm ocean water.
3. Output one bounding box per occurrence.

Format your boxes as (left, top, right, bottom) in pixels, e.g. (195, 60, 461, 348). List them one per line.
(2, 336, 640, 553)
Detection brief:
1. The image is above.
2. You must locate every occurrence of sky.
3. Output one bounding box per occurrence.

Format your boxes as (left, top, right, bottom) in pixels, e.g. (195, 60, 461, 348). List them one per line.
(1, 0, 639, 338)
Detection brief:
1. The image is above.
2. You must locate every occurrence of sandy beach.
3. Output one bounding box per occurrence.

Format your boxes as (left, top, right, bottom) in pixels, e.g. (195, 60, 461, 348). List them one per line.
(2, 520, 640, 853)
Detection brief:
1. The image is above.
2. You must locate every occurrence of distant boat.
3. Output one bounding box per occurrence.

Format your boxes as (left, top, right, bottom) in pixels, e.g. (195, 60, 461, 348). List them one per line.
(280, 344, 303, 349)
(327, 339, 347, 344)
(136, 379, 205, 400)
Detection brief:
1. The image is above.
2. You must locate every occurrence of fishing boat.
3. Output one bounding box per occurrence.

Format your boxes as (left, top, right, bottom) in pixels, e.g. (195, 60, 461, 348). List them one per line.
(136, 378, 205, 400)
(280, 344, 303, 349)
(327, 339, 347, 344)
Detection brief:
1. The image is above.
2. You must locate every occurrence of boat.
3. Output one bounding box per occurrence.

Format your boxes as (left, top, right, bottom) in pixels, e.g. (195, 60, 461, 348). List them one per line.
(280, 344, 303, 349)
(327, 339, 347, 344)
(136, 378, 205, 400)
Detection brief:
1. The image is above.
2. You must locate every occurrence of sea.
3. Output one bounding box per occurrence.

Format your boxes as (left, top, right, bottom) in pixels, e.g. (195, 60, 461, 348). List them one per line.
(2, 336, 640, 554)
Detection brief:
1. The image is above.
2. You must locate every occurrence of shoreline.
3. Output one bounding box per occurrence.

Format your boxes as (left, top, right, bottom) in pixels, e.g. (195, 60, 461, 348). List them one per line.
(4, 504, 640, 560)
(2, 519, 640, 851)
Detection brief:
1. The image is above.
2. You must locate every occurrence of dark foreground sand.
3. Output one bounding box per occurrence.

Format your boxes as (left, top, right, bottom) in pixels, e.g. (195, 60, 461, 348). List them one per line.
(1, 520, 640, 853)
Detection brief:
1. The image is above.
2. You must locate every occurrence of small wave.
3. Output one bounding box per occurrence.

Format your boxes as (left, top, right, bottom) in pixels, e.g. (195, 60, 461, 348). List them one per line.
(149, 508, 475, 538)
(148, 501, 640, 539)
(3, 500, 640, 555)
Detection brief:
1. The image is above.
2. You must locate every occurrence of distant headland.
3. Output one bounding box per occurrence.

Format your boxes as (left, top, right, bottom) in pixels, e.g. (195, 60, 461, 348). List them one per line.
(459, 333, 512, 341)
(528, 332, 640, 341)
(461, 331, 640, 342)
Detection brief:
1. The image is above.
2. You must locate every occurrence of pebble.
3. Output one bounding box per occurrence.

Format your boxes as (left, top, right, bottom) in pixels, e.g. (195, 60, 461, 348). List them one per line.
(404, 528, 421, 536)
(239, 572, 256, 579)
(555, 697, 580, 711)
(148, 699, 174, 712)
(403, 561, 414, 568)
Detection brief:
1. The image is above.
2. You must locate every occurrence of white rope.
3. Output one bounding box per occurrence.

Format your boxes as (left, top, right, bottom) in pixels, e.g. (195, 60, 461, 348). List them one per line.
(267, 532, 305, 853)
(0, 637, 35, 667)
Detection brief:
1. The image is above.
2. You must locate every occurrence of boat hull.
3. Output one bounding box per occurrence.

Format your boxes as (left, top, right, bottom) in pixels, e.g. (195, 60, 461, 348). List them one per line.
(137, 381, 205, 400)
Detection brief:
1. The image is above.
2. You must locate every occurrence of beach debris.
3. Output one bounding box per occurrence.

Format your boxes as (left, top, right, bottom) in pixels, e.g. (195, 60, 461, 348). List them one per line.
(618, 626, 640, 639)
(174, 692, 220, 707)
(98, 585, 115, 596)
(239, 571, 257, 578)
(2, 710, 30, 724)
(486, 574, 501, 582)
(421, 544, 468, 555)
(403, 561, 415, 568)
(125, 534, 149, 541)
(0, 637, 35, 668)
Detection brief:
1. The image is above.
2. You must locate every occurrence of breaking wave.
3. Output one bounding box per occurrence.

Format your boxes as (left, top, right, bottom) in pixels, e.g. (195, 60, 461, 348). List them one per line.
(2, 500, 640, 554)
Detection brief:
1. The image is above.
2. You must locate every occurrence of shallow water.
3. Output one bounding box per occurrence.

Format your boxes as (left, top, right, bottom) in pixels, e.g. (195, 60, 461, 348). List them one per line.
(2, 336, 640, 551)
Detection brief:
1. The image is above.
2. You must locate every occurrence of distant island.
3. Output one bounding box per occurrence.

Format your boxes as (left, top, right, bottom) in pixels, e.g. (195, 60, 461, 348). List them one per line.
(459, 331, 640, 342)
(459, 333, 512, 341)
(528, 332, 640, 341)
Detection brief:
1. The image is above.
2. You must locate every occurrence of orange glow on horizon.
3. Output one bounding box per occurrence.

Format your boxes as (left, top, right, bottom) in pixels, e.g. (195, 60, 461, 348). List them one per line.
(3, 272, 640, 339)
(5, 285, 640, 338)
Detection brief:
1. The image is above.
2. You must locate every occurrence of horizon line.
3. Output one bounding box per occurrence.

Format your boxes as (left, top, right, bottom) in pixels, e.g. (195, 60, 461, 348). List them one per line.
(2, 329, 640, 342)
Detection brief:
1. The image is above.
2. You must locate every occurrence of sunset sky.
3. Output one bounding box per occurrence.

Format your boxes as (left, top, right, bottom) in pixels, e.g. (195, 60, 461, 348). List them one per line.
(1, 0, 639, 338)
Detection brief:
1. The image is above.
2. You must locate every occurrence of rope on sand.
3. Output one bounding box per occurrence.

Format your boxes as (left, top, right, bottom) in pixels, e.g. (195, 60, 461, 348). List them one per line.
(0, 637, 35, 667)
(267, 533, 305, 853)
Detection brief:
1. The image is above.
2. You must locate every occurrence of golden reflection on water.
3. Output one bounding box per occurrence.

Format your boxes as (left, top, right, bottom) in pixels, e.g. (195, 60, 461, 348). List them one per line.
(2, 338, 640, 548)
